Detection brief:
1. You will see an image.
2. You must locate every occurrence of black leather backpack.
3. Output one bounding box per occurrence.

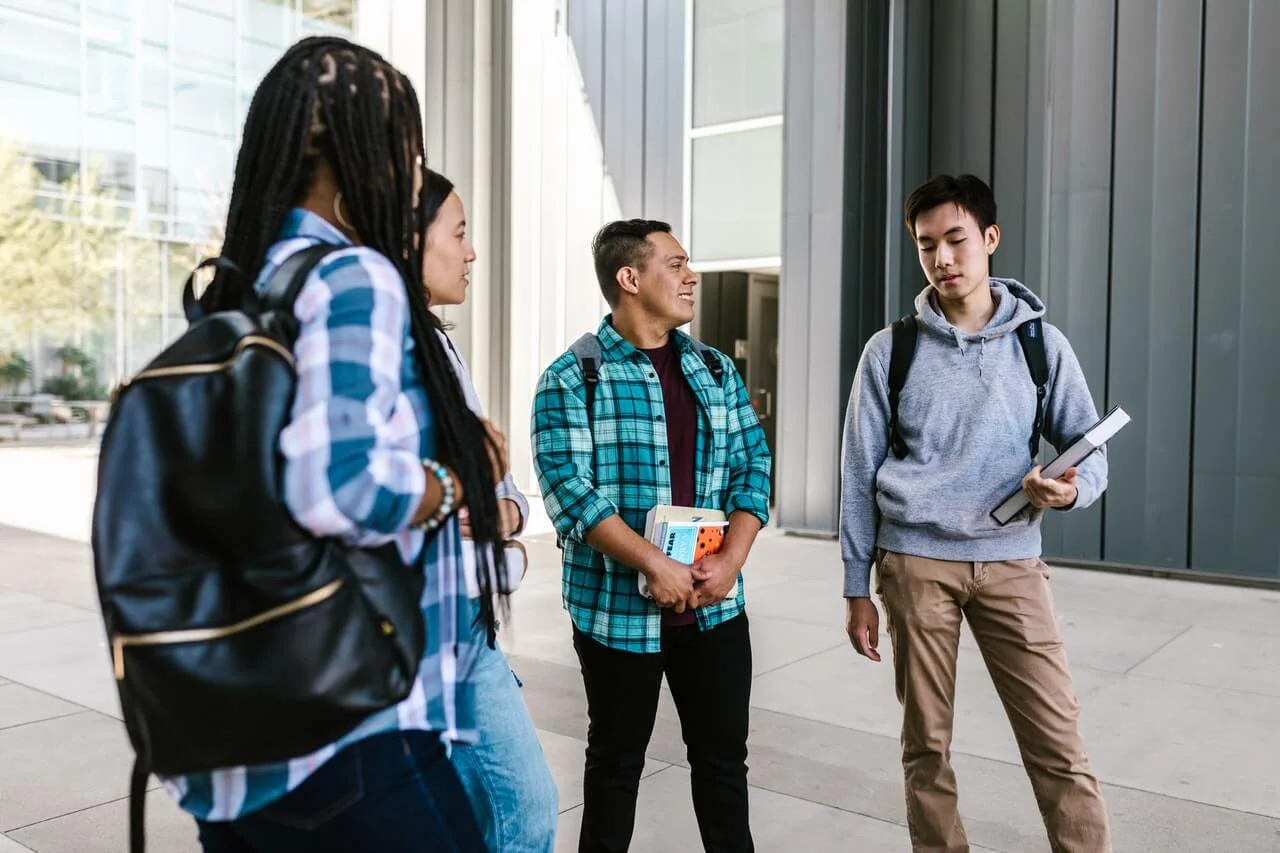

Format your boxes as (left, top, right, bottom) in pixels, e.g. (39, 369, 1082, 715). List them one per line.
(92, 245, 427, 852)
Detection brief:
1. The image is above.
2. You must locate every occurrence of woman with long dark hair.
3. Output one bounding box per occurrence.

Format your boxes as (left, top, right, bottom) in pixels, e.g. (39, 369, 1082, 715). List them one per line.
(418, 168, 559, 852)
(179, 36, 506, 853)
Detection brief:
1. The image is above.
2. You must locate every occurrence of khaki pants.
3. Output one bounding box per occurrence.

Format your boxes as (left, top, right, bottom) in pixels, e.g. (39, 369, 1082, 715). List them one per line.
(875, 550, 1112, 853)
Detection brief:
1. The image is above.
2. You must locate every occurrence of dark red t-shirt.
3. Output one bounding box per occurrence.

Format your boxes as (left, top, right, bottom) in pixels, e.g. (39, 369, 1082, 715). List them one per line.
(641, 340, 699, 627)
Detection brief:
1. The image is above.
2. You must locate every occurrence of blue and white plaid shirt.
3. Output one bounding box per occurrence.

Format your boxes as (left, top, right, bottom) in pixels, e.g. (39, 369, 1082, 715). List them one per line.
(163, 208, 482, 821)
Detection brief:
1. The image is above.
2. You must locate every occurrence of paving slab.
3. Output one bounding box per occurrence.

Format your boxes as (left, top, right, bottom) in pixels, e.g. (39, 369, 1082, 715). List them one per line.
(0, 685, 83, 732)
(7, 790, 198, 853)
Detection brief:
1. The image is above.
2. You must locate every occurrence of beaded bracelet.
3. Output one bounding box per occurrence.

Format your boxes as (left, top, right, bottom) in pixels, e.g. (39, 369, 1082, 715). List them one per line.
(421, 458, 457, 533)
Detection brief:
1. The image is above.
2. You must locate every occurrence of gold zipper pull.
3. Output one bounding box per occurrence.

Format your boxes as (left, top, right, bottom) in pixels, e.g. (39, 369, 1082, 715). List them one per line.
(112, 636, 126, 680)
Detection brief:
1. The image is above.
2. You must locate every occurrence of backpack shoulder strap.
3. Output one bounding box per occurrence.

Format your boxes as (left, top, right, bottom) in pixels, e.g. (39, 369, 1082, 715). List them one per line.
(1015, 318, 1050, 460)
(886, 315, 918, 460)
(260, 244, 341, 313)
(569, 333, 602, 425)
(692, 340, 725, 384)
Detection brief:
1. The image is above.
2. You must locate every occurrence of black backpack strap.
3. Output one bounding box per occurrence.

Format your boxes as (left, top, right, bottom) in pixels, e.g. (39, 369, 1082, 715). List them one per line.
(1016, 318, 1050, 460)
(569, 333, 603, 426)
(129, 754, 149, 853)
(692, 340, 725, 384)
(886, 316, 918, 460)
(260, 244, 341, 313)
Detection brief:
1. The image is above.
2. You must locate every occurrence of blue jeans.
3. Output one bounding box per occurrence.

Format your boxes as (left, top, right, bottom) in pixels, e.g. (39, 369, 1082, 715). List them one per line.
(449, 639, 559, 852)
(195, 731, 486, 853)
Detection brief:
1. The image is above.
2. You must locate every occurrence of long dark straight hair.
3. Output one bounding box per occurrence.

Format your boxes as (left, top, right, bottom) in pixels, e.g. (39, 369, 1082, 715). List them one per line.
(199, 37, 505, 639)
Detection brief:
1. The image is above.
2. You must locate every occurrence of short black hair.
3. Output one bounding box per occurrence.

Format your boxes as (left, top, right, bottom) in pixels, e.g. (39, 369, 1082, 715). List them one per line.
(903, 173, 997, 241)
(591, 219, 672, 307)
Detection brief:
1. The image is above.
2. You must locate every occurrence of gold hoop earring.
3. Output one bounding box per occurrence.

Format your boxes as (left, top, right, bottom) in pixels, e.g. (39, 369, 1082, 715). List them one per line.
(333, 192, 354, 231)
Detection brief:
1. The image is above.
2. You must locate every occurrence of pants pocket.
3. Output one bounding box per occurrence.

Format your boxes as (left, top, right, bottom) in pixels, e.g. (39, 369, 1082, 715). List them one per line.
(255, 743, 366, 831)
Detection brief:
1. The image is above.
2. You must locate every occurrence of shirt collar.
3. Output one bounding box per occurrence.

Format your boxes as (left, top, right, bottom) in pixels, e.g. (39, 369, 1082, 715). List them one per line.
(598, 314, 695, 360)
(279, 207, 353, 246)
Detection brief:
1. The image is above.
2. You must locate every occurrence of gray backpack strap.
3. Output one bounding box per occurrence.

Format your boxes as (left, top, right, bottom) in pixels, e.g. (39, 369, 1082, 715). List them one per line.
(569, 333, 602, 426)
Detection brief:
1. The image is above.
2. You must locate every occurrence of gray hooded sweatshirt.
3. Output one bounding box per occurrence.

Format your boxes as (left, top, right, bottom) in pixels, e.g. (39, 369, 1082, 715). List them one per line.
(840, 278, 1107, 597)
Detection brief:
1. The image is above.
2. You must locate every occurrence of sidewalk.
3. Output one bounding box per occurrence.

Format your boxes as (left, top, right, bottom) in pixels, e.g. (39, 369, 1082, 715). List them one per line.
(1, 446, 1278, 852)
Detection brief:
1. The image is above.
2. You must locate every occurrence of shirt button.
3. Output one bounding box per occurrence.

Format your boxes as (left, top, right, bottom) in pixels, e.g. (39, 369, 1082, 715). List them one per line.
(647, 372, 656, 379)
(655, 415, 665, 422)
(658, 459, 667, 467)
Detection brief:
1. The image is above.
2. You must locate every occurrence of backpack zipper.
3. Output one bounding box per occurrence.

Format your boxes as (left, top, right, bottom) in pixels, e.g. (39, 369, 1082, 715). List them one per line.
(112, 336, 294, 402)
(111, 578, 344, 680)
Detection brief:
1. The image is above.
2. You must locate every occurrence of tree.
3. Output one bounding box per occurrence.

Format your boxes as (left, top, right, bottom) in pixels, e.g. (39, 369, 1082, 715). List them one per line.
(0, 139, 149, 341)
(0, 352, 32, 394)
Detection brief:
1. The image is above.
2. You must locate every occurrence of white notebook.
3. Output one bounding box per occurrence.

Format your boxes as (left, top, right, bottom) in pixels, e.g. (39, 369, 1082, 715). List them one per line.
(990, 406, 1131, 526)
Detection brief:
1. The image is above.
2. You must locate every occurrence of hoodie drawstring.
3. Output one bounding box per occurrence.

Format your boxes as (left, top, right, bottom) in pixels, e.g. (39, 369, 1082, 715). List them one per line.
(979, 337, 987, 377)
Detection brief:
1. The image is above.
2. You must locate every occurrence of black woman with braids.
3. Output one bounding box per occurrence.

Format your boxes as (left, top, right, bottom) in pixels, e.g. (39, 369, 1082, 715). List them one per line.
(175, 36, 507, 853)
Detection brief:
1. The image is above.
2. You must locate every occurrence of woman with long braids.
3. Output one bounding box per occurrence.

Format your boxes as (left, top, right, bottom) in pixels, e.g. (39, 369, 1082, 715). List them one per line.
(179, 36, 506, 852)
(418, 169, 560, 852)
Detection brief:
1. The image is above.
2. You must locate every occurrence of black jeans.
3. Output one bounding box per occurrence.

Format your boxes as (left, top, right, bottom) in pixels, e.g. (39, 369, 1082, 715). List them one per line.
(573, 612, 754, 853)
(195, 731, 487, 853)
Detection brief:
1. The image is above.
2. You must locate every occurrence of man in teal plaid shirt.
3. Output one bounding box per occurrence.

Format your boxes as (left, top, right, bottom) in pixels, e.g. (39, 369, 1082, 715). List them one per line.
(532, 219, 772, 852)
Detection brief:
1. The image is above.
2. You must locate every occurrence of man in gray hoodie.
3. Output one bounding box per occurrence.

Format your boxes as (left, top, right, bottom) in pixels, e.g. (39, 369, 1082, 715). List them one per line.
(841, 174, 1112, 853)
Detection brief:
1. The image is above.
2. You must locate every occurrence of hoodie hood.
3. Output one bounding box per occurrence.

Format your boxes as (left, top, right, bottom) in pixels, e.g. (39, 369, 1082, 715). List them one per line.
(914, 277, 1045, 342)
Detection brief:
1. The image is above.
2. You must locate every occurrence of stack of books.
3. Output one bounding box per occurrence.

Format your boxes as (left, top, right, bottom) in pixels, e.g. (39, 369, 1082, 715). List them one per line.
(638, 505, 729, 600)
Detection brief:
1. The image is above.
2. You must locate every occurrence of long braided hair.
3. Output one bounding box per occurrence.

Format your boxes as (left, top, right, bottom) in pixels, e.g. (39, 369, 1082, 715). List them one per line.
(200, 36, 506, 640)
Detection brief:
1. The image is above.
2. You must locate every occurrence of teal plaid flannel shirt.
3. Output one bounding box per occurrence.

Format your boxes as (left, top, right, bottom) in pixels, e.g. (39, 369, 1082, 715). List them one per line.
(531, 317, 772, 653)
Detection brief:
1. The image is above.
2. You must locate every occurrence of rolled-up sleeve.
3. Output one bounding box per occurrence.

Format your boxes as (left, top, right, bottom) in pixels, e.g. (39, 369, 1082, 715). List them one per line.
(721, 360, 772, 526)
(530, 365, 618, 543)
(279, 249, 426, 544)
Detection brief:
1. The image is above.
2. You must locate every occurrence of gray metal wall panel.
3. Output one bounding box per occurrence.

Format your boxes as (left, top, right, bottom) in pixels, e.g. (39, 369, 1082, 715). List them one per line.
(424, 1, 478, 357)
(778, 0, 850, 532)
(1192, 0, 1280, 579)
(644, 0, 672, 221)
(567, 0, 683, 224)
(664, 0, 685, 225)
(620, 0, 647, 217)
(991, 0, 1031, 282)
(1039, 0, 1112, 561)
(1104, 0, 1199, 568)
(602, 3, 628, 212)
(929, 0, 993, 177)
(865, 0, 1279, 578)
(580, 0, 605, 136)
(895, 0, 932, 318)
(776, 0, 815, 530)
(1022, 0, 1051, 297)
(840, 0, 891, 412)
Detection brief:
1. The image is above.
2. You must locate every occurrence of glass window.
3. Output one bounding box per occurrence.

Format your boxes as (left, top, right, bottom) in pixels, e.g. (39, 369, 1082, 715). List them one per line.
(88, 0, 133, 13)
(0, 82, 80, 151)
(692, 0, 783, 128)
(0, 13, 81, 92)
(141, 0, 169, 45)
(87, 4, 134, 50)
(173, 76, 236, 135)
(241, 39, 285, 87)
(241, 0, 293, 47)
(302, 0, 357, 34)
(0, 1, 80, 24)
(172, 188, 224, 238)
(142, 62, 168, 107)
(690, 126, 783, 261)
(86, 112, 136, 154)
(88, 48, 136, 120)
(169, 128, 234, 203)
(140, 166, 168, 216)
(173, 6, 234, 77)
(139, 105, 168, 169)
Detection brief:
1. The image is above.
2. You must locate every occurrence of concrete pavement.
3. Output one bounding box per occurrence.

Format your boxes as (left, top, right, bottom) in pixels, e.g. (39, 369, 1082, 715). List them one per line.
(0, 445, 1277, 852)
